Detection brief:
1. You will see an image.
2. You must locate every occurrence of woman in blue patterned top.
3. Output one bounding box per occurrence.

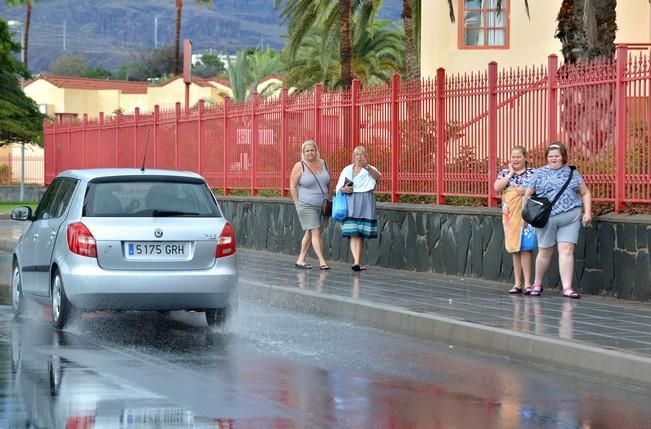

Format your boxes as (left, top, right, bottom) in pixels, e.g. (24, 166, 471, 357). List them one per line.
(523, 142, 592, 298)
(494, 146, 536, 295)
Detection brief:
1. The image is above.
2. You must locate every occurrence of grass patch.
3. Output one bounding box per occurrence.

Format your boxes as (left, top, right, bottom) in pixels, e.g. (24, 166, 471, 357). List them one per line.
(0, 202, 37, 214)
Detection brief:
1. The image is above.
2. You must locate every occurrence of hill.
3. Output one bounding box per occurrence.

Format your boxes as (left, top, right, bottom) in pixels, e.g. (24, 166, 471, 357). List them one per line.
(0, 0, 402, 74)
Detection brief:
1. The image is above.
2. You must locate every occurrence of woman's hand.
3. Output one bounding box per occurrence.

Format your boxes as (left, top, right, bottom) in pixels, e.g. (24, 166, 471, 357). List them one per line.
(342, 184, 353, 194)
(582, 212, 592, 227)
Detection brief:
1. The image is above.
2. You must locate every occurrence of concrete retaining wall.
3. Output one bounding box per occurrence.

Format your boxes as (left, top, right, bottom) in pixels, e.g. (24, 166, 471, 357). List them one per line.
(218, 196, 651, 301)
(0, 186, 45, 202)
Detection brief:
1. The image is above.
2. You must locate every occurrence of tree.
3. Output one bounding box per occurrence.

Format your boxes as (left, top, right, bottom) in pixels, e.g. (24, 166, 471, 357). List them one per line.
(5, 0, 33, 70)
(173, 0, 214, 75)
(226, 48, 284, 101)
(274, 0, 381, 89)
(284, 17, 404, 90)
(192, 53, 225, 78)
(0, 19, 43, 145)
(402, 0, 419, 81)
(50, 54, 90, 76)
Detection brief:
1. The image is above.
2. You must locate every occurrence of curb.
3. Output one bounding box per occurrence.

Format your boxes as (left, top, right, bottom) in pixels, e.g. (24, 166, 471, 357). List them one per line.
(240, 278, 651, 389)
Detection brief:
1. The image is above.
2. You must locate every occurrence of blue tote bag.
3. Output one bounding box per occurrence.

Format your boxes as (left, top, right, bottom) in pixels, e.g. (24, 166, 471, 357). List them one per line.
(332, 191, 348, 222)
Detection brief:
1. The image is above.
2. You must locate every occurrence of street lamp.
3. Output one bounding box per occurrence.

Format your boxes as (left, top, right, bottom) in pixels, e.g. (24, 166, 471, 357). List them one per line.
(7, 20, 25, 202)
(7, 20, 24, 63)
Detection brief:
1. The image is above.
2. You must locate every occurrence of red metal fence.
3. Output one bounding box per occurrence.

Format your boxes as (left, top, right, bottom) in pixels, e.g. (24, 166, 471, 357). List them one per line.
(44, 46, 651, 211)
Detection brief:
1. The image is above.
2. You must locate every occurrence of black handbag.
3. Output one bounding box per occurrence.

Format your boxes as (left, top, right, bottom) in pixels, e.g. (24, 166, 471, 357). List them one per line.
(302, 160, 331, 217)
(522, 166, 575, 228)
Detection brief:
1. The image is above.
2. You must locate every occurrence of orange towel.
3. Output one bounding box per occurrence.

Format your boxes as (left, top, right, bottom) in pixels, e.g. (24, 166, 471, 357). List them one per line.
(502, 188, 523, 253)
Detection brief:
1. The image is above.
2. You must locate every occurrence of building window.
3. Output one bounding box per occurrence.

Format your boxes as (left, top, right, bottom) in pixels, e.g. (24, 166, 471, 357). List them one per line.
(459, 0, 509, 49)
(55, 113, 78, 123)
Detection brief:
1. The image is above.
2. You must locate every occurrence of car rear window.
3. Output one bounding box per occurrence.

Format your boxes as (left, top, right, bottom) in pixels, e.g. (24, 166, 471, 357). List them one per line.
(83, 176, 220, 217)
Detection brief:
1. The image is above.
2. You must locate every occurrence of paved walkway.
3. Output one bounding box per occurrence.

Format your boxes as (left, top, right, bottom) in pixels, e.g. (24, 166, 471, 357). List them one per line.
(2, 219, 651, 386)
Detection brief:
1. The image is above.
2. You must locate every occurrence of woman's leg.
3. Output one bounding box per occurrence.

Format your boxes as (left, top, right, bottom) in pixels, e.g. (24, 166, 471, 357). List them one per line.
(557, 242, 576, 291)
(297, 230, 312, 264)
(520, 251, 533, 288)
(310, 228, 328, 267)
(534, 246, 554, 286)
(350, 236, 363, 266)
(512, 253, 523, 288)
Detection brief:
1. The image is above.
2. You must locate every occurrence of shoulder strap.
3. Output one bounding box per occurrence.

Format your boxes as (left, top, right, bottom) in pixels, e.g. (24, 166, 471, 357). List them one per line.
(301, 161, 326, 198)
(551, 166, 575, 206)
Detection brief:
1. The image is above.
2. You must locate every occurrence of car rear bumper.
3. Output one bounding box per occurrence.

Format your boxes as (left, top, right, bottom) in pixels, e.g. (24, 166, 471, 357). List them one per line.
(58, 256, 238, 311)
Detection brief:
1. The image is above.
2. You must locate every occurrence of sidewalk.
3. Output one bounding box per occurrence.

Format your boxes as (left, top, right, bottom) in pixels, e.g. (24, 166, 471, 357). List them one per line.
(1, 220, 651, 387)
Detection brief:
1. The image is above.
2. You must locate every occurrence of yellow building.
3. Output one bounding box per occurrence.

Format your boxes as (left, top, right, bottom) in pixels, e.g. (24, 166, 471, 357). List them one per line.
(421, 0, 651, 78)
(23, 75, 234, 120)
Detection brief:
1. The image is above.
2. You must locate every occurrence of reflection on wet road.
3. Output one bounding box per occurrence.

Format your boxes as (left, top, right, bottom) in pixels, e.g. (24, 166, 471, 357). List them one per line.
(0, 253, 651, 427)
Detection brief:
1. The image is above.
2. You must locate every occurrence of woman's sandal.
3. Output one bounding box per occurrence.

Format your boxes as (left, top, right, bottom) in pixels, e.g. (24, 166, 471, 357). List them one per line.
(351, 264, 367, 272)
(529, 284, 543, 297)
(562, 288, 581, 299)
(320, 264, 330, 270)
(508, 286, 523, 294)
(295, 262, 312, 269)
(523, 286, 533, 295)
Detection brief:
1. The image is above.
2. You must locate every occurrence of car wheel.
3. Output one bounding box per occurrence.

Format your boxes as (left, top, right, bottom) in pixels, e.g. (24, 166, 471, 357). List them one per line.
(11, 263, 24, 318)
(52, 271, 74, 330)
(205, 308, 228, 327)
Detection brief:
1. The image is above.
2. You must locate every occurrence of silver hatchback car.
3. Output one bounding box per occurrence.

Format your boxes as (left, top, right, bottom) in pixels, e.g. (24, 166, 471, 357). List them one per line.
(11, 168, 238, 329)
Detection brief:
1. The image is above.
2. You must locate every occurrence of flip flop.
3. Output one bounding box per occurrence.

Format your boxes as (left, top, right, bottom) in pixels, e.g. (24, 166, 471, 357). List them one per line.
(530, 284, 543, 297)
(562, 288, 581, 299)
(320, 265, 330, 270)
(352, 265, 366, 272)
(295, 263, 312, 269)
(509, 286, 523, 294)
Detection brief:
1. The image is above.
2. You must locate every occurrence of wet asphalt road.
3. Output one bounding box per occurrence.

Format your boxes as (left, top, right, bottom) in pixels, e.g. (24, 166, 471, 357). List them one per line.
(1, 252, 651, 428)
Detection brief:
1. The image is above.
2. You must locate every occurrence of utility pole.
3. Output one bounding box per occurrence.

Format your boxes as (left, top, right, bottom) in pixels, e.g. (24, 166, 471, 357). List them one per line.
(7, 20, 25, 201)
(63, 20, 67, 51)
(155, 16, 159, 48)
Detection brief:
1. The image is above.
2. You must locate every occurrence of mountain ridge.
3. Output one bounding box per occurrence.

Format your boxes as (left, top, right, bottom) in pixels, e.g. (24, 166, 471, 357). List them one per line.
(0, 0, 402, 74)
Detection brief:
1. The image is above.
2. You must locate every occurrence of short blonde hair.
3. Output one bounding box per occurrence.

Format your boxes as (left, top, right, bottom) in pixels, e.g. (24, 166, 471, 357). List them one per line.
(353, 145, 367, 158)
(301, 140, 320, 161)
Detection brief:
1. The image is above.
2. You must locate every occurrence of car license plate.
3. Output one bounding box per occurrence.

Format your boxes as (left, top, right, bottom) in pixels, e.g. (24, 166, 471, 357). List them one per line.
(121, 408, 194, 425)
(125, 241, 190, 260)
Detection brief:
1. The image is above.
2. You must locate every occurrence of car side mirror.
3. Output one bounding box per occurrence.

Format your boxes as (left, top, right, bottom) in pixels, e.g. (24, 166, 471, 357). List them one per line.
(10, 206, 33, 221)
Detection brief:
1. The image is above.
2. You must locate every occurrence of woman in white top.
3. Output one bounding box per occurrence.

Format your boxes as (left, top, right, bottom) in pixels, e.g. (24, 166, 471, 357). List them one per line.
(335, 146, 381, 271)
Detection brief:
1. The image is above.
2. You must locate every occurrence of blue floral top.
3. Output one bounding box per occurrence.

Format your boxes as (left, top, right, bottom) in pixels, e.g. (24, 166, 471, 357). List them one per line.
(528, 165, 585, 216)
(497, 166, 535, 189)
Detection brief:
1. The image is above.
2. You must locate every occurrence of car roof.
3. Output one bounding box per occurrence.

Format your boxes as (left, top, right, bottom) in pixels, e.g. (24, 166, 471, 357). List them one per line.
(56, 168, 204, 182)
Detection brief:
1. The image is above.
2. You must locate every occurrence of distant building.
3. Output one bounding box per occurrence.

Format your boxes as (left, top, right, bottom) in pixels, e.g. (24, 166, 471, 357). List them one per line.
(24, 75, 234, 120)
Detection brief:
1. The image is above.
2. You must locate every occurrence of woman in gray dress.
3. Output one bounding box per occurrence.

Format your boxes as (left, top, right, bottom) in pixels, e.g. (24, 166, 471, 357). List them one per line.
(289, 140, 332, 270)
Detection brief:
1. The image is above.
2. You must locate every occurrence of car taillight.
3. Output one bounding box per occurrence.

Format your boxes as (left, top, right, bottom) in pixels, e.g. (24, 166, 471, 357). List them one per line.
(216, 223, 236, 258)
(67, 222, 97, 258)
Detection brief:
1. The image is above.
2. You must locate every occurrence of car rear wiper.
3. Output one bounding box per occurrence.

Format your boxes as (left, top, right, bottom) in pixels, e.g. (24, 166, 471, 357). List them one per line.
(151, 210, 200, 217)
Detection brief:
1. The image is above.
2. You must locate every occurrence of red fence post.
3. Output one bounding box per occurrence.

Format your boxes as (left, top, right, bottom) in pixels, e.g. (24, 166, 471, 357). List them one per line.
(134, 107, 140, 167)
(198, 99, 204, 175)
(351, 79, 360, 150)
(175, 102, 181, 170)
(251, 92, 259, 196)
(46, 117, 54, 185)
(98, 112, 104, 168)
(281, 88, 289, 197)
(547, 54, 558, 143)
(435, 68, 446, 205)
(223, 97, 230, 195)
(153, 105, 159, 168)
(615, 45, 628, 212)
(390, 74, 400, 203)
(487, 61, 498, 208)
(314, 83, 322, 143)
(82, 114, 88, 168)
(114, 110, 120, 167)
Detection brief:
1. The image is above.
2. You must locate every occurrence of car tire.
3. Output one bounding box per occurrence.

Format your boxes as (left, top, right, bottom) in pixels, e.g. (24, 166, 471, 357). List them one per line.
(11, 263, 24, 318)
(52, 271, 75, 330)
(205, 307, 228, 327)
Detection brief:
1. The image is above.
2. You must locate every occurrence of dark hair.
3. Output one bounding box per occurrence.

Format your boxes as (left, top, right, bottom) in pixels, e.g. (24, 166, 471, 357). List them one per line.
(546, 141, 568, 164)
(511, 145, 527, 156)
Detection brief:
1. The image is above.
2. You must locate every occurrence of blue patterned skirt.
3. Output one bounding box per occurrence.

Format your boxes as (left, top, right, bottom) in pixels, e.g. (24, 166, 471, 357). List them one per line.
(341, 191, 378, 239)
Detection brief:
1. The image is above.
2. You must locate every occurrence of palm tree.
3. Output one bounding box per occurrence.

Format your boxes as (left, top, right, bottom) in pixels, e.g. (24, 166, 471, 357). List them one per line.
(402, 0, 419, 81)
(274, 0, 381, 89)
(284, 17, 403, 90)
(5, 0, 33, 70)
(173, 0, 214, 75)
(226, 49, 284, 101)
